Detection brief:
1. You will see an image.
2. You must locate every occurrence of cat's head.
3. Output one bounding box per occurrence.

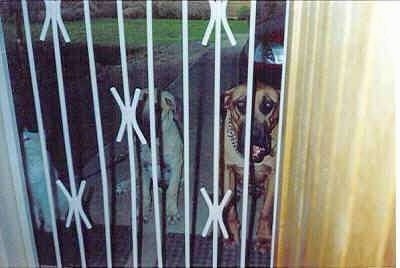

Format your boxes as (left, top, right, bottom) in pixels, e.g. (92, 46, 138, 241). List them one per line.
(22, 130, 40, 145)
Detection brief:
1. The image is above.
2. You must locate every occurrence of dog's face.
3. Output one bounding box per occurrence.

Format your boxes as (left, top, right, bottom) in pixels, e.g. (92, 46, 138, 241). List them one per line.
(224, 83, 279, 163)
(139, 90, 179, 141)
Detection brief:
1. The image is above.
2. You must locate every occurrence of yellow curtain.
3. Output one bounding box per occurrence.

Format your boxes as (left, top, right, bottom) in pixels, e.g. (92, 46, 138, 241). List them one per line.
(276, 2, 397, 267)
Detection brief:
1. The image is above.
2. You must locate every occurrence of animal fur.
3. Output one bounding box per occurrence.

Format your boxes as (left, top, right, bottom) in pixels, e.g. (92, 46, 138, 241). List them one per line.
(22, 130, 68, 232)
(116, 90, 183, 224)
(222, 82, 279, 253)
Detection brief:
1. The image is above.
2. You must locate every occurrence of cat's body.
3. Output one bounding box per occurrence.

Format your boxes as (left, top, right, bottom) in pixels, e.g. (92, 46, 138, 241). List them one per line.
(23, 130, 68, 232)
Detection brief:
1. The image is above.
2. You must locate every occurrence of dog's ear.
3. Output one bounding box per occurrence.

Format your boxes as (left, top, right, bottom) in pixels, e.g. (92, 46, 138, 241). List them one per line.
(254, 80, 263, 89)
(161, 91, 176, 111)
(221, 88, 236, 122)
(161, 91, 182, 122)
(139, 89, 149, 101)
(223, 88, 235, 110)
(172, 97, 183, 123)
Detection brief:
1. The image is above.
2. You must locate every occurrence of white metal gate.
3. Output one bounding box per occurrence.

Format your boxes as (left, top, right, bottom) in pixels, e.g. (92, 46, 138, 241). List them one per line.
(3, 0, 288, 267)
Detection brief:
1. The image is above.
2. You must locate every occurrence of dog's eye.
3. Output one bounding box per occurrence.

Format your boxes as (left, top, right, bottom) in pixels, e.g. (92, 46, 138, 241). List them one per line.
(260, 97, 275, 115)
(236, 100, 246, 114)
(164, 98, 174, 107)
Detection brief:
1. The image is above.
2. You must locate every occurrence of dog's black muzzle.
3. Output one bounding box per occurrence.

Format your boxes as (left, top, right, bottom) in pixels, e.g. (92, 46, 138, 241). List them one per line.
(238, 123, 272, 163)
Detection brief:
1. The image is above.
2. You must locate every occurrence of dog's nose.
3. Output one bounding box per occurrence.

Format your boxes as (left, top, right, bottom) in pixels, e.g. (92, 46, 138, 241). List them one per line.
(251, 124, 268, 148)
(238, 123, 271, 157)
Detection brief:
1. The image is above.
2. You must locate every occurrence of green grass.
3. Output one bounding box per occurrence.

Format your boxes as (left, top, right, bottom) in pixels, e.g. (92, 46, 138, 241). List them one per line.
(31, 18, 248, 47)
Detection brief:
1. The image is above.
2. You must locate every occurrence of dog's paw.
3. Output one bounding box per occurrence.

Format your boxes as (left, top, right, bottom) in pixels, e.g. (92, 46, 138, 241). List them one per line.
(143, 215, 150, 223)
(254, 238, 271, 254)
(32, 204, 41, 229)
(255, 216, 272, 254)
(143, 204, 153, 223)
(167, 212, 181, 224)
(166, 196, 181, 224)
(143, 212, 153, 223)
(223, 237, 238, 248)
(166, 203, 181, 224)
(116, 180, 130, 195)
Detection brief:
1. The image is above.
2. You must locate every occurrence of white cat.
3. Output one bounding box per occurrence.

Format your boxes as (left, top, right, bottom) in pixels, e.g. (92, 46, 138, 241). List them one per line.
(22, 130, 68, 232)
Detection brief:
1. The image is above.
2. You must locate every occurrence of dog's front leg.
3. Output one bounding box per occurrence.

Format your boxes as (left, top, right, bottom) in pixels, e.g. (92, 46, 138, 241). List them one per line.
(255, 171, 274, 254)
(166, 160, 182, 224)
(33, 201, 41, 230)
(223, 166, 240, 246)
(142, 169, 152, 223)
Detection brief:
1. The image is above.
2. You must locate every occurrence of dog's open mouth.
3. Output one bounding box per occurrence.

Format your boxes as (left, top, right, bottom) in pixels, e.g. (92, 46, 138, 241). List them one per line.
(228, 117, 272, 163)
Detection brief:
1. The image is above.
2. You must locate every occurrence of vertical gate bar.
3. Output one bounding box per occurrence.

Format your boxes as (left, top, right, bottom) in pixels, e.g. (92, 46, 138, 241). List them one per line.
(181, 1, 190, 267)
(269, 2, 290, 267)
(145, 2, 164, 267)
(115, 1, 139, 267)
(212, 2, 222, 267)
(20, 1, 62, 267)
(239, 2, 257, 267)
(50, 9, 88, 268)
(15, 3, 62, 268)
(83, 1, 112, 267)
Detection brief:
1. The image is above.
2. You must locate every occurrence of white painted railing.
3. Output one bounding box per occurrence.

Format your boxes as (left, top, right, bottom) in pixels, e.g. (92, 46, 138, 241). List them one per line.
(18, 1, 276, 267)
(114, 2, 145, 266)
(22, 0, 91, 267)
(181, 1, 191, 267)
(145, 1, 164, 267)
(199, 0, 235, 267)
(21, 1, 62, 267)
(83, 1, 112, 266)
(239, 2, 257, 267)
(270, 2, 290, 267)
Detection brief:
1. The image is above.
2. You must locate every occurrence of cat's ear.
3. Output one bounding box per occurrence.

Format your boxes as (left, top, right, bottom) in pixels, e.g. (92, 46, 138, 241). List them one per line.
(22, 128, 33, 141)
(22, 129, 29, 141)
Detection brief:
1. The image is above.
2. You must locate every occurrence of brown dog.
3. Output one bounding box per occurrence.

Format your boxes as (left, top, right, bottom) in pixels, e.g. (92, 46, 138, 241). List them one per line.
(222, 82, 279, 253)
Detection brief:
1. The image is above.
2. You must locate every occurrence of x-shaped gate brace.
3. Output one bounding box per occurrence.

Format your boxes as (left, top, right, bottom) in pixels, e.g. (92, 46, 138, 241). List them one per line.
(56, 180, 92, 229)
(200, 187, 233, 239)
(202, 0, 237, 47)
(110, 87, 147, 145)
(40, 0, 70, 43)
